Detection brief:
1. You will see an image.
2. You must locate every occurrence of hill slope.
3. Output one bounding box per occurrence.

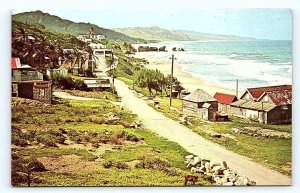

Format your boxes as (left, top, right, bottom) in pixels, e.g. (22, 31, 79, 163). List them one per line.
(115, 26, 191, 42)
(12, 11, 145, 43)
(115, 26, 254, 42)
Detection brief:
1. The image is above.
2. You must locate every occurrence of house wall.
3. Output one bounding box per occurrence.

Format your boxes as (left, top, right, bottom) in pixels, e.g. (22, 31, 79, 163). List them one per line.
(17, 82, 34, 99)
(231, 106, 268, 123)
(241, 92, 251, 100)
(12, 70, 43, 81)
(182, 100, 218, 121)
(33, 81, 52, 104)
(218, 103, 227, 112)
(267, 105, 292, 124)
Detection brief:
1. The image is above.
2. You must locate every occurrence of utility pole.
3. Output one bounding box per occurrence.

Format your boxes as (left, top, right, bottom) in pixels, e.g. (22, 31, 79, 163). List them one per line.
(169, 54, 174, 107)
(111, 52, 115, 95)
(236, 79, 239, 98)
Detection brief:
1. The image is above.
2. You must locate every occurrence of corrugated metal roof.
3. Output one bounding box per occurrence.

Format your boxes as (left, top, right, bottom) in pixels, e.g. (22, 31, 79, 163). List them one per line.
(231, 99, 276, 112)
(182, 89, 216, 102)
(258, 89, 292, 106)
(214, 92, 237, 105)
(245, 85, 292, 101)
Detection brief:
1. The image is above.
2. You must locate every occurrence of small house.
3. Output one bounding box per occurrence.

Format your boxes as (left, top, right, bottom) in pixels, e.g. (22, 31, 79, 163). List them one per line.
(84, 78, 111, 91)
(231, 85, 292, 124)
(77, 34, 92, 43)
(11, 58, 52, 103)
(214, 92, 238, 113)
(182, 89, 218, 121)
(92, 34, 106, 40)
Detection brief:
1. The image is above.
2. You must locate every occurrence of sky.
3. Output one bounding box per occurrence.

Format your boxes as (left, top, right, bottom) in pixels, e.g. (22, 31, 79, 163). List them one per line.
(14, 9, 292, 40)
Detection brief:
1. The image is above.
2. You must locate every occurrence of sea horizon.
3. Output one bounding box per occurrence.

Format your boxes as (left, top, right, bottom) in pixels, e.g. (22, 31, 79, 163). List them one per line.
(134, 39, 292, 93)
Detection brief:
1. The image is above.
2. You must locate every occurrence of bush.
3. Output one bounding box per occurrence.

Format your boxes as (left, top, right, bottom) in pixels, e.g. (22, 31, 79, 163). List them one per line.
(52, 74, 87, 90)
(135, 157, 171, 171)
(115, 162, 129, 169)
(102, 160, 113, 168)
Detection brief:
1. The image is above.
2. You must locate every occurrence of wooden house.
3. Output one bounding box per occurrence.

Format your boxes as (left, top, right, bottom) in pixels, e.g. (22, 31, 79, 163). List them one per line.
(182, 89, 218, 121)
(214, 92, 238, 113)
(231, 85, 292, 124)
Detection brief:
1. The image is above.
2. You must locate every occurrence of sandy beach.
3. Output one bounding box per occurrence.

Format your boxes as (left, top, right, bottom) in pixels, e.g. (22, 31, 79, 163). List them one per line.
(133, 52, 236, 96)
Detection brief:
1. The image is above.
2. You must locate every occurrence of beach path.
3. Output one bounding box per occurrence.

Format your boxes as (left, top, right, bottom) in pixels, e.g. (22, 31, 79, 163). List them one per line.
(114, 79, 291, 186)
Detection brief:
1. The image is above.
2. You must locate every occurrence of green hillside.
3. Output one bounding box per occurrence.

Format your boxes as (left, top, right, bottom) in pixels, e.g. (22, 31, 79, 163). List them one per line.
(115, 26, 254, 42)
(12, 11, 145, 43)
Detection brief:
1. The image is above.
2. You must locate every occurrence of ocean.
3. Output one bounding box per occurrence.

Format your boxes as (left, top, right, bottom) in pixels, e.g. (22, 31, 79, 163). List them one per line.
(136, 40, 292, 92)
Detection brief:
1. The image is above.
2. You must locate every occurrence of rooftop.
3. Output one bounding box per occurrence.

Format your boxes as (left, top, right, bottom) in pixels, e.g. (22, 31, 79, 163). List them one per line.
(245, 85, 292, 101)
(258, 89, 292, 106)
(231, 99, 277, 112)
(214, 92, 237, 105)
(182, 89, 216, 102)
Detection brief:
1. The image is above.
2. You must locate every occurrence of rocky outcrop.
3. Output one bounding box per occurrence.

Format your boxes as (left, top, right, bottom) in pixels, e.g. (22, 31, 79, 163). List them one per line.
(232, 127, 291, 139)
(184, 155, 256, 186)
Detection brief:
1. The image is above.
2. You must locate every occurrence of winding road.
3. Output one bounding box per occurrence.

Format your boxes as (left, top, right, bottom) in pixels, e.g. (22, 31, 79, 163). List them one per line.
(114, 79, 291, 186)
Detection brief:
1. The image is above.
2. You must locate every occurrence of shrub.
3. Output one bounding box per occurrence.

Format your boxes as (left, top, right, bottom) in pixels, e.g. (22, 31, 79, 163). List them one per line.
(115, 162, 129, 169)
(135, 157, 171, 171)
(102, 160, 113, 168)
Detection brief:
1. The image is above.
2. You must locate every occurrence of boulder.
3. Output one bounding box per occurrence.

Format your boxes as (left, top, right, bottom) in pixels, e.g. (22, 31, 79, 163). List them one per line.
(222, 161, 228, 169)
(190, 156, 201, 166)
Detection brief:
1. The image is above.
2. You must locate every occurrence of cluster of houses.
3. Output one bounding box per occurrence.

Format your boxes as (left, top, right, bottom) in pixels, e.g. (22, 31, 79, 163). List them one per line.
(11, 34, 114, 103)
(181, 85, 292, 124)
(77, 34, 106, 43)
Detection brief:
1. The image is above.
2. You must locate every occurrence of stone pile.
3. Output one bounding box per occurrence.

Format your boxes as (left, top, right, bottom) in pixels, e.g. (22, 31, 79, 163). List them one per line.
(232, 127, 291, 139)
(184, 155, 256, 186)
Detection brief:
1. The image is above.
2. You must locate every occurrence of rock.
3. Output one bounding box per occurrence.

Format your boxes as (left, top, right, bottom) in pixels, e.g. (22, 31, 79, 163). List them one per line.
(205, 162, 210, 170)
(210, 132, 222, 138)
(212, 165, 221, 173)
(210, 161, 221, 169)
(234, 176, 245, 186)
(190, 156, 201, 166)
(222, 161, 228, 169)
(185, 155, 194, 159)
(232, 128, 240, 133)
(223, 182, 234, 186)
(214, 176, 228, 185)
(191, 166, 204, 174)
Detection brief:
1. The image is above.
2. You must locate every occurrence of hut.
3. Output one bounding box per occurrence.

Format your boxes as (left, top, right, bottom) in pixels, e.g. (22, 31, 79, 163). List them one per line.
(182, 89, 218, 121)
(214, 92, 238, 113)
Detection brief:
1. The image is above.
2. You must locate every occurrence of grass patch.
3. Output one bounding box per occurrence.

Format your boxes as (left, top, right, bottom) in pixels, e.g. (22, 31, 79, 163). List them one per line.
(15, 147, 97, 161)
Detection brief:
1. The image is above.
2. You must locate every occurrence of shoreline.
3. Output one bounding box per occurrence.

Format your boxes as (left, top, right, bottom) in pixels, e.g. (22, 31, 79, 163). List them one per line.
(133, 52, 236, 96)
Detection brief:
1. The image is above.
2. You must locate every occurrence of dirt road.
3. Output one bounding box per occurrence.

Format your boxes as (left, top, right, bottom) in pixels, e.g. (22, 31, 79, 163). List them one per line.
(114, 79, 291, 185)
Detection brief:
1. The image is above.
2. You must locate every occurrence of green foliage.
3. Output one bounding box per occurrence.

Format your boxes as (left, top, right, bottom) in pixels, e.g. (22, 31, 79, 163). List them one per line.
(13, 11, 145, 43)
(16, 148, 97, 161)
(52, 74, 87, 90)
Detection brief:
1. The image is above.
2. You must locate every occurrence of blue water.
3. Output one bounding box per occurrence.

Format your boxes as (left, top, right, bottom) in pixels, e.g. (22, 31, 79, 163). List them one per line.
(141, 40, 292, 92)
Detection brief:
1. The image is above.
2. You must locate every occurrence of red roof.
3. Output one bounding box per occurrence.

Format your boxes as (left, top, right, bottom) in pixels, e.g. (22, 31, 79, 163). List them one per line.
(214, 92, 237, 105)
(246, 85, 292, 101)
(258, 89, 292, 106)
(11, 58, 21, 69)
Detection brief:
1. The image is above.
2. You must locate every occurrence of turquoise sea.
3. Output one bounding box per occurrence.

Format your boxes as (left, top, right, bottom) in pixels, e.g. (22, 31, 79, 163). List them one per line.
(140, 40, 292, 92)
